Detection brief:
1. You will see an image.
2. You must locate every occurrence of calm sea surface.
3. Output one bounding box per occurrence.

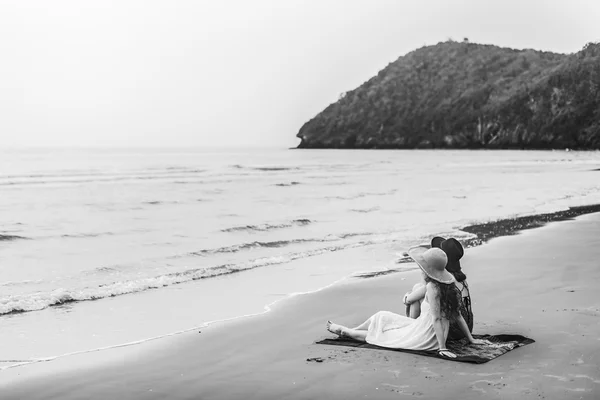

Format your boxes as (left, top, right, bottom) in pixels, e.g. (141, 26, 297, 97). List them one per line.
(1, 147, 599, 367)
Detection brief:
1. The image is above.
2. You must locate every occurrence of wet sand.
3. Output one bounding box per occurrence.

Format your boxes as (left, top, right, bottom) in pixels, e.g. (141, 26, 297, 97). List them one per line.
(2, 213, 600, 399)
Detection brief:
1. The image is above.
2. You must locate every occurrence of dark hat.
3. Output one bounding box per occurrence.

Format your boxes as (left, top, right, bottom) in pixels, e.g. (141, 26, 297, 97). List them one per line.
(440, 238, 464, 274)
(431, 236, 445, 249)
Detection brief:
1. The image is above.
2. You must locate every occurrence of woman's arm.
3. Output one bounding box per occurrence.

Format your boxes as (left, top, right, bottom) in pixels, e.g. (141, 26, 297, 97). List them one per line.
(426, 283, 456, 358)
(455, 314, 474, 342)
(455, 314, 488, 345)
(404, 284, 426, 305)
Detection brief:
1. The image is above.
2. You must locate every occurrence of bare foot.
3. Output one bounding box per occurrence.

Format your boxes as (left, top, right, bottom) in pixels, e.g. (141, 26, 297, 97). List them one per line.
(326, 320, 345, 337)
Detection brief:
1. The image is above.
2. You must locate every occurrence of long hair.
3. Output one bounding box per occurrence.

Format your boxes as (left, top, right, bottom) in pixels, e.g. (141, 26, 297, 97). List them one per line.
(451, 270, 467, 283)
(426, 278, 462, 320)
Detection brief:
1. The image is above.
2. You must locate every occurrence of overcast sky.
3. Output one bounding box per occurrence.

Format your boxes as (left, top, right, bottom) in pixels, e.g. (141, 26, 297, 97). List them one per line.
(0, 0, 598, 148)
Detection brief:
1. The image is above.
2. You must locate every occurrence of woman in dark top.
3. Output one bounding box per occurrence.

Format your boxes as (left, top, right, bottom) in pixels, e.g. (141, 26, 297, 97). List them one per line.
(404, 237, 473, 340)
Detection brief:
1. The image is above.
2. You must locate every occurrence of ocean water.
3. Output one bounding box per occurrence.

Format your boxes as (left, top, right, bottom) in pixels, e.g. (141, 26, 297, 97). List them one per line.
(1, 147, 599, 368)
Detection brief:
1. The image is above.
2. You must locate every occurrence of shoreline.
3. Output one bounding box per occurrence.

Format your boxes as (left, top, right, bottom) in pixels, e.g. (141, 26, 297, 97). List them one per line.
(3, 212, 600, 398)
(3, 205, 600, 369)
(293, 146, 600, 151)
(4, 202, 600, 319)
(0, 274, 351, 372)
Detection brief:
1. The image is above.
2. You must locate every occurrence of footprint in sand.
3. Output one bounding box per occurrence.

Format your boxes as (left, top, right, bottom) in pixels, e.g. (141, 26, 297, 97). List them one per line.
(577, 306, 600, 317)
(469, 380, 507, 395)
(382, 383, 423, 396)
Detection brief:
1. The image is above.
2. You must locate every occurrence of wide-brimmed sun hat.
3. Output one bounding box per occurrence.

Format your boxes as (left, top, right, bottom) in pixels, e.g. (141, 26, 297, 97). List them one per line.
(408, 246, 455, 284)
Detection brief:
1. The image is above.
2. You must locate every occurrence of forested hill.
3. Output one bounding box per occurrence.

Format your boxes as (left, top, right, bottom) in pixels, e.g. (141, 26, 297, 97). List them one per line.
(296, 41, 600, 149)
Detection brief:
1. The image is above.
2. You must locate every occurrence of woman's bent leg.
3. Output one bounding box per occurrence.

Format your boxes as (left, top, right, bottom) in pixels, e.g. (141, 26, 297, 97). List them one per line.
(407, 283, 425, 319)
(341, 328, 367, 342)
(409, 300, 422, 319)
(327, 321, 368, 342)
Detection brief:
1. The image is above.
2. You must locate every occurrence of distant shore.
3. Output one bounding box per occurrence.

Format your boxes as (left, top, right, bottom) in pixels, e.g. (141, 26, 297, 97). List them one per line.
(295, 42, 600, 151)
(295, 144, 600, 150)
(293, 148, 600, 152)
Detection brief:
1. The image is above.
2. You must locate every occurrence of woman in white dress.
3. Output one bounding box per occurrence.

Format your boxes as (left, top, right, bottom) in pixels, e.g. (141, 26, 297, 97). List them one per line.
(326, 247, 487, 358)
(404, 238, 474, 341)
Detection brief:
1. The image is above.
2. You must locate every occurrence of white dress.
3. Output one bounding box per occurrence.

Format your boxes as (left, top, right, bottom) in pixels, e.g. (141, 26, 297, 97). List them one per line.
(365, 299, 442, 350)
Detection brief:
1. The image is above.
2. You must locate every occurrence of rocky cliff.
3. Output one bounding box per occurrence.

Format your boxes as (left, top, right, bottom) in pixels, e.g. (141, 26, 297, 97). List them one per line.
(296, 41, 600, 149)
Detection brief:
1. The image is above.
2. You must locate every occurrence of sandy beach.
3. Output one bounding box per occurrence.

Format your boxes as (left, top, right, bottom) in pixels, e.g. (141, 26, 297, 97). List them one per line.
(2, 1, 599, 398)
(2, 213, 600, 399)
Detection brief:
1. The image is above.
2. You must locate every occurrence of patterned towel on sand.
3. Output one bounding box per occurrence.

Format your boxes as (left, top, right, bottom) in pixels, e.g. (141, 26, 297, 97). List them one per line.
(316, 334, 534, 364)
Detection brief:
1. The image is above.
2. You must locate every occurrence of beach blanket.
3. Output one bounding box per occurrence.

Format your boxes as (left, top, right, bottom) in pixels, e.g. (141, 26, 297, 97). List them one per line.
(316, 334, 534, 364)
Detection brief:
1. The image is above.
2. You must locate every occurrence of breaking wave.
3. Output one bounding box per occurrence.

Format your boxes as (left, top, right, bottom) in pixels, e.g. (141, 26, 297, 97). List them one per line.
(0, 170, 209, 187)
(229, 164, 300, 172)
(221, 219, 313, 233)
(61, 232, 115, 239)
(184, 238, 334, 256)
(0, 234, 27, 241)
(142, 200, 180, 205)
(0, 238, 382, 315)
(350, 207, 381, 213)
(326, 189, 397, 200)
(275, 182, 301, 187)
